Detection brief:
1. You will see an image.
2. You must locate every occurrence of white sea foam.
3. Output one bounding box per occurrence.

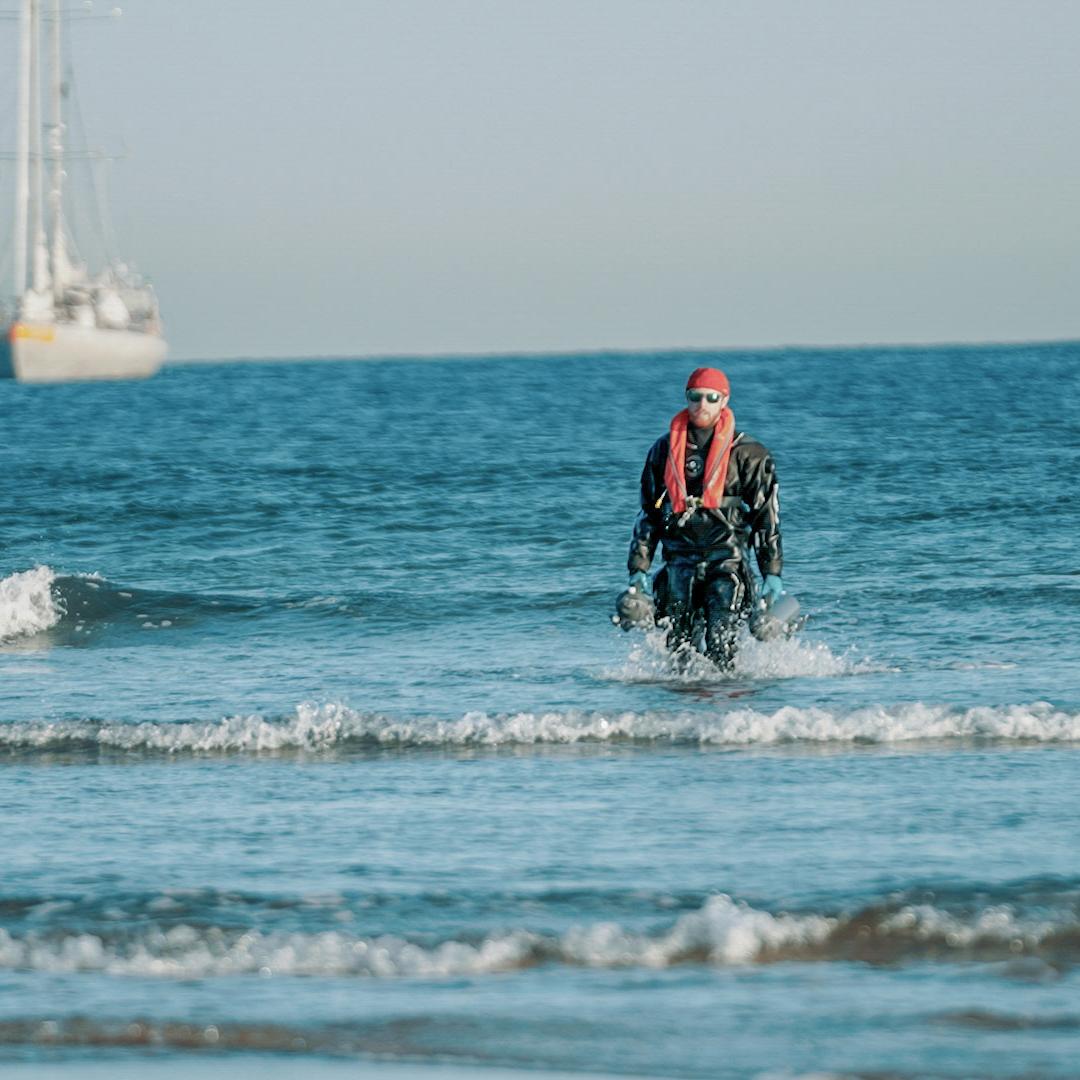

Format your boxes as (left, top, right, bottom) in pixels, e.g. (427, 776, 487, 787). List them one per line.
(559, 894, 834, 967)
(879, 904, 1059, 950)
(0, 895, 833, 979)
(0, 567, 63, 641)
(0, 892, 1073, 980)
(608, 626, 881, 684)
(734, 634, 882, 679)
(2, 700, 1079, 753)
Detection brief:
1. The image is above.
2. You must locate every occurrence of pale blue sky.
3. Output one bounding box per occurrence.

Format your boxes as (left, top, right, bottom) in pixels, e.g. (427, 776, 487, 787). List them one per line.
(3, 0, 1080, 359)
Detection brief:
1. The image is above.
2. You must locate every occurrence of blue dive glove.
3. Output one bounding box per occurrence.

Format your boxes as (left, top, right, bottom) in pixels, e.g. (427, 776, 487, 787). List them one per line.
(760, 574, 783, 606)
(628, 571, 652, 596)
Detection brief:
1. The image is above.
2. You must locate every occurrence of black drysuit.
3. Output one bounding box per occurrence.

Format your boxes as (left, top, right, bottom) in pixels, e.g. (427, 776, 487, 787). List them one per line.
(627, 426, 782, 666)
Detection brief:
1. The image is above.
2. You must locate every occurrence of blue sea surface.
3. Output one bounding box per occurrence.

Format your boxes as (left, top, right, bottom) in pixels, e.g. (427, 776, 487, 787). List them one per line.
(1, 343, 1079, 1079)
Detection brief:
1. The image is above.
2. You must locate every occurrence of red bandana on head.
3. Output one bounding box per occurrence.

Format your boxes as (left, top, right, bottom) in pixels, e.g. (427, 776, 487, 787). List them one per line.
(685, 367, 730, 396)
(663, 368, 735, 514)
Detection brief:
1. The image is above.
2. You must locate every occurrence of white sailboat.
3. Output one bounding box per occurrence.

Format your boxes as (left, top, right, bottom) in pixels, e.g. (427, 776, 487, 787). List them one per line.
(1, 0, 166, 383)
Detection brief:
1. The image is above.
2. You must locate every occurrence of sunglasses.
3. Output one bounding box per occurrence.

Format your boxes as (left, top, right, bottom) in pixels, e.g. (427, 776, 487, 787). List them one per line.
(686, 390, 725, 404)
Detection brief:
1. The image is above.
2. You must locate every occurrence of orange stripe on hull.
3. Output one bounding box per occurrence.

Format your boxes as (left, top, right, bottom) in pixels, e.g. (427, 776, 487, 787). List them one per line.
(11, 323, 56, 343)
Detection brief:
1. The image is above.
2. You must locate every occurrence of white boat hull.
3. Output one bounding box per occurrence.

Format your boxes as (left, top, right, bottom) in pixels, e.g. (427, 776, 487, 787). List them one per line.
(0, 321, 167, 383)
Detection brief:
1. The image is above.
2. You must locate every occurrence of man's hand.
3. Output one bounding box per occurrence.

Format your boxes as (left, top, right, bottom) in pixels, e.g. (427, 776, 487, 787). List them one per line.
(615, 571, 656, 630)
(761, 574, 783, 606)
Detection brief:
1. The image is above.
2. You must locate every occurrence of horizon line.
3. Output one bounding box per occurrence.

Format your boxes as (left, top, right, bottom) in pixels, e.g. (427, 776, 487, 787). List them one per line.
(166, 335, 1080, 366)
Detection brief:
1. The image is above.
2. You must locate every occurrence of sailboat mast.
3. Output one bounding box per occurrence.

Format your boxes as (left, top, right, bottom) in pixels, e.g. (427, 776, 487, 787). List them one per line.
(48, 0, 67, 302)
(29, 0, 50, 295)
(13, 0, 31, 299)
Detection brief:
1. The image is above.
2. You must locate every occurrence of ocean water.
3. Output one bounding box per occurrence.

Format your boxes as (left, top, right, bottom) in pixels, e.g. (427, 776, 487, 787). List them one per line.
(1, 343, 1078, 1080)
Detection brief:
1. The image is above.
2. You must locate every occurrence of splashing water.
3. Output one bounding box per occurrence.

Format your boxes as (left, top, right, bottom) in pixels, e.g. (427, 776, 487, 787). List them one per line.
(605, 624, 877, 685)
(0, 567, 63, 641)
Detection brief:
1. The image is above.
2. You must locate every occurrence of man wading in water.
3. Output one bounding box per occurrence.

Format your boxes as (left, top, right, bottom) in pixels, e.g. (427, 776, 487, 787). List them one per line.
(620, 366, 783, 670)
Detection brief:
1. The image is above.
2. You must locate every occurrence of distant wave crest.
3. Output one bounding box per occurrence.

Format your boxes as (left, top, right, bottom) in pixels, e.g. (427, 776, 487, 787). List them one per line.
(1, 700, 1078, 755)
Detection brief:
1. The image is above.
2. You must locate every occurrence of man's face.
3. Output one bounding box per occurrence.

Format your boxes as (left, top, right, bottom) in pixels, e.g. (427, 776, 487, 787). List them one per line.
(685, 387, 728, 429)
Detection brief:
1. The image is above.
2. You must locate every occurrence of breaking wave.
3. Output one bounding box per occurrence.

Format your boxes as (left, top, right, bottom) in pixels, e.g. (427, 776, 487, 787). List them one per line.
(0, 566, 265, 642)
(0, 566, 466, 642)
(0, 566, 62, 641)
(1, 700, 1078, 755)
(1, 889, 1078, 979)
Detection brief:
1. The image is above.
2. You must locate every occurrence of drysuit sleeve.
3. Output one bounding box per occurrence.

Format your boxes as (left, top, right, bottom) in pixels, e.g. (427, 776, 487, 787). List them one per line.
(627, 437, 668, 574)
(740, 443, 783, 578)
